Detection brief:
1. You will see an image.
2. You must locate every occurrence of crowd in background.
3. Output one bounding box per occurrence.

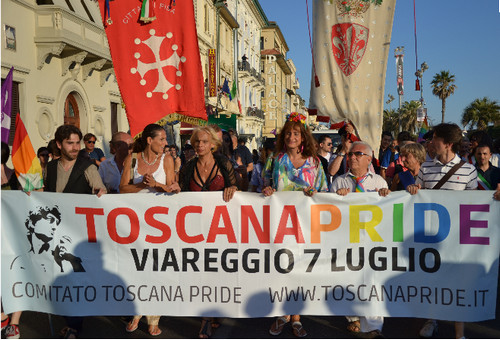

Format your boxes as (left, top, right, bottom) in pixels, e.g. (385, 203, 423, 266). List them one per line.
(2, 114, 500, 339)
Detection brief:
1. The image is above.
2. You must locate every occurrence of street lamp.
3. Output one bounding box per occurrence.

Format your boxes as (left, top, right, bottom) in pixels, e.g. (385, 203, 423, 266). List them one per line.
(386, 94, 395, 110)
(415, 61, 428, 106)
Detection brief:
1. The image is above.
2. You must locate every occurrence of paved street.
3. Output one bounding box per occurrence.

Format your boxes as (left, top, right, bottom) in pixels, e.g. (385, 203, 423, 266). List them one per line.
(6, 304, 500, 339)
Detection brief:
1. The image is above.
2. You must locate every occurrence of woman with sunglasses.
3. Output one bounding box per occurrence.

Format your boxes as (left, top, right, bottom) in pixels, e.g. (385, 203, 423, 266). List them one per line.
(262, 112, 328, 338)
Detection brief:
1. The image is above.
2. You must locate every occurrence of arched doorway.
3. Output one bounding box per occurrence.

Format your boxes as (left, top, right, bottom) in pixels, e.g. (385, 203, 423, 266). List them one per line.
(64, 93, 80, 128)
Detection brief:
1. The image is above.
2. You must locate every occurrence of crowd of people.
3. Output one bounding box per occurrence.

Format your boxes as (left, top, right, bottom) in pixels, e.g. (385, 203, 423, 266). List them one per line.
(1, 113, 500, 339)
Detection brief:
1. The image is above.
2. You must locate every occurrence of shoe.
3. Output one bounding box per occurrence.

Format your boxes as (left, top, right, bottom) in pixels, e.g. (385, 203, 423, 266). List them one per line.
(1, 316, 10, 331)
(292, 321, 308, 338)
(269, 316, 290, 336)
(419, 320, 438, 338)
(5, 325, 20, 339)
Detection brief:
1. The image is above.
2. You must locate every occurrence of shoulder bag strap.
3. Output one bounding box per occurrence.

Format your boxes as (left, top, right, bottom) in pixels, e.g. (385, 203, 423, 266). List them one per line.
(432, 160, 465, 190)
(129, 153, 137, 184)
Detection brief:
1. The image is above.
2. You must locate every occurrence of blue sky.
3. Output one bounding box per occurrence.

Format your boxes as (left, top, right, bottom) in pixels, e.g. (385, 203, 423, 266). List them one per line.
(259, 0, 500, 128)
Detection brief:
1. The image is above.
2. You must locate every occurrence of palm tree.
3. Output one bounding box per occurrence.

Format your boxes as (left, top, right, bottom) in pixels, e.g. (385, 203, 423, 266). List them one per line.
(461, 97, 500, 130)
(430, 71, 457, 123)
(399, 100, 421, 134)
(383, 108, 398, 136)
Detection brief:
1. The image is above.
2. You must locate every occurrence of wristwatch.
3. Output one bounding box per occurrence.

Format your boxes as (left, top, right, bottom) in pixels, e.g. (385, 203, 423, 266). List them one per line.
(337, 152, 345, 157)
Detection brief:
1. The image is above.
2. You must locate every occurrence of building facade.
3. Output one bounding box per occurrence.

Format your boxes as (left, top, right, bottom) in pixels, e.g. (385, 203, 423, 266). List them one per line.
(1, 0, 127, 156)
(2, 0, 309, 155)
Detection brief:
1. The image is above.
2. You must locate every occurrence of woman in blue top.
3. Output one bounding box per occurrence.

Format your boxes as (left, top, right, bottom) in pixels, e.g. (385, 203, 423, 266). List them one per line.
(262, 113, 327, 338)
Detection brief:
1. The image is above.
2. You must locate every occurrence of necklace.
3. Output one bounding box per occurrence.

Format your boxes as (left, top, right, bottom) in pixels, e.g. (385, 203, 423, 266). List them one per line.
(198, 157, 214, 172)
(141, 152, 159, 166)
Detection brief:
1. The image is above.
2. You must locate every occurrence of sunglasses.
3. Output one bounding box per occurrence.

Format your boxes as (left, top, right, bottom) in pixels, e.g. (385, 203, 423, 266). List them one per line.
(86, 140, 96, 144)
(348, 151, 370, 158)
(327, 143, 332, 146)
(39, 153, 49, 157)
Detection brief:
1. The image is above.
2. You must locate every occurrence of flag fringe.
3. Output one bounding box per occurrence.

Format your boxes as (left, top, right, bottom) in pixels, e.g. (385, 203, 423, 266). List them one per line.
(132, 113, 208, 139)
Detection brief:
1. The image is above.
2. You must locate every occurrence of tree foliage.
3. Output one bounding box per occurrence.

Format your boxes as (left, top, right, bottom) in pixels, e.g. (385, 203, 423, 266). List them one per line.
(383, 101, 422, 137)
(461, 97, 500, 130)
(431, 70, 457, 123)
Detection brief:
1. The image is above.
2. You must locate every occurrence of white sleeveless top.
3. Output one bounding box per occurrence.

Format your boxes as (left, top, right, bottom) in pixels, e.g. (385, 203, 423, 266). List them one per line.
(133, 153, 167, 193)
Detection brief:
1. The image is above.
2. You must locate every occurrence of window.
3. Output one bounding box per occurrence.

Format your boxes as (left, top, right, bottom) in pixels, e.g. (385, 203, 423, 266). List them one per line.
(80, 0, 95, 22)
(204, 4, 209, 32)
(110, 102, 118, 134)
(64, 93, 80, 128)
(65, 0, 75, 12)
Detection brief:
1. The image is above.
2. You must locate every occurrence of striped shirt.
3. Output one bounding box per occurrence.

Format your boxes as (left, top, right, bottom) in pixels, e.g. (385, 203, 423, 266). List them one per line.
(416, 154, 477, 190)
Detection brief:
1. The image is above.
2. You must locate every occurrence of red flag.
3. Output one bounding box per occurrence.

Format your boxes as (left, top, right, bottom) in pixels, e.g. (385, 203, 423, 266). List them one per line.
(98, 0, 207, 137)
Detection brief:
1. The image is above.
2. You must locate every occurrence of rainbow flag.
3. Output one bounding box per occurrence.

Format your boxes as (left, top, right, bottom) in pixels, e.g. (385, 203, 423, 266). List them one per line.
(418, 117, 429, 143)
(11, 114, 43, 191)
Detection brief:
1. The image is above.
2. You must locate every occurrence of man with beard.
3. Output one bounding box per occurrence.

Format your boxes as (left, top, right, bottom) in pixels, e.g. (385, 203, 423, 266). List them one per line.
(45, 125, 106, 195)
(43, 124, 105, 338)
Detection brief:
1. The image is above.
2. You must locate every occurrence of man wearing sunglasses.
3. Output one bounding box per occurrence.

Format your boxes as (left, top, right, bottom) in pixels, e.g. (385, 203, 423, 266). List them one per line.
(330, 141, 389, 337)
(331, 141, 390, 197)
(317, 135, 333, 186)
(98, 132, 134, 193)
(83, 133, 106, 167)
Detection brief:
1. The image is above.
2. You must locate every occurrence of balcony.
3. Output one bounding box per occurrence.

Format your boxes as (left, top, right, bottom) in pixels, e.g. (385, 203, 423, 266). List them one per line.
(246, 107, 265, 120)
(238, 61, 265, 86)
(33, 3, 114, 83)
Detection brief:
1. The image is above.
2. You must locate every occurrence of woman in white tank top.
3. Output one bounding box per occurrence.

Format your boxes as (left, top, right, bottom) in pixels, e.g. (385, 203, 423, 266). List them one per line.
(119, 124, 180, 336)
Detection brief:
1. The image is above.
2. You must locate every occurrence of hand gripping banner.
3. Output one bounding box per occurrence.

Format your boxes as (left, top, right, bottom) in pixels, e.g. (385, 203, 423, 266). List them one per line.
(98, 0, 207, 137)
(309, 0, 396, 154)
(1, 191, 499, 321)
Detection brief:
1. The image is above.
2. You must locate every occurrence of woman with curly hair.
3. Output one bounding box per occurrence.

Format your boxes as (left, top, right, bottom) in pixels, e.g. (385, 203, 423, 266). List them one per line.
(262, 113, 328, 338)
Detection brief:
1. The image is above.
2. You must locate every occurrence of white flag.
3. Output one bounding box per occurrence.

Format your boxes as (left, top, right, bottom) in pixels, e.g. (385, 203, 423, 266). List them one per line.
(309, 0, 396, 154)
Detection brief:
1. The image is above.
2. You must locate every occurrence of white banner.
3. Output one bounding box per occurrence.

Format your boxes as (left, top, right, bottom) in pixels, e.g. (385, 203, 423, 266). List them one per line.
(2, 191, 499, 321)
(309, 0, 397, 155)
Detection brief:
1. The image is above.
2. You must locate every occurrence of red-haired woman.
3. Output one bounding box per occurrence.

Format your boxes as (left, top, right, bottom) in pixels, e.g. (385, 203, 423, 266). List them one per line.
(262, 113, 328, 338)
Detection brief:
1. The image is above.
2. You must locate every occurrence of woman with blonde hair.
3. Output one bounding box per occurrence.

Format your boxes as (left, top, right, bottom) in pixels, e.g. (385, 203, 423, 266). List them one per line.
(390, 142, 426, 191)
(177, 125, 237, 337)
(262, 113, 328, 338)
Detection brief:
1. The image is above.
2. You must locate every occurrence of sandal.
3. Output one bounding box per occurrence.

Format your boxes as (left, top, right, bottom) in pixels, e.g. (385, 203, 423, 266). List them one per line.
(60, 327, 78, 339)
(125, 318, 140, 333)
(347, 320, 361, 333)
(269, 316, 290, 336)
(211, 317, 221, 329)
(1, 316, 10, 331)
(199, 319, 213, 339)
(292, 321, 308, 338)
(148, 324, 162, 337)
